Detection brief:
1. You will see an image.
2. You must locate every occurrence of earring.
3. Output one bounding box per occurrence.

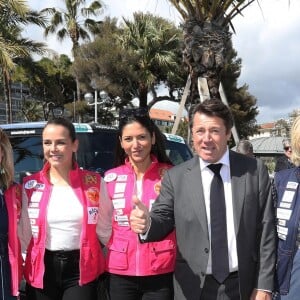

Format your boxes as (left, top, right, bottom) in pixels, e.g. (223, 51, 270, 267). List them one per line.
(0, 167, 5, 175)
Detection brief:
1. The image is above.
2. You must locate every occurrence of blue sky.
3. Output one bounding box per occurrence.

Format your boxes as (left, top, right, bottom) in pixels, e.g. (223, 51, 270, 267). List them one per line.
(26, 0, 300, 124)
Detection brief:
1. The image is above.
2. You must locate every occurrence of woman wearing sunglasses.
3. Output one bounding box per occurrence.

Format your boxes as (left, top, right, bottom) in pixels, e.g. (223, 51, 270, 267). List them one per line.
(99, 108, 176, 300)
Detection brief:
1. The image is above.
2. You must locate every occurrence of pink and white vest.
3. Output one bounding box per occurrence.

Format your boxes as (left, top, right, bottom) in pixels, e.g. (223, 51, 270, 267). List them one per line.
(23, 162, 105, 288)
(104, 156, 176, 276)
(5, 183, 22, 296)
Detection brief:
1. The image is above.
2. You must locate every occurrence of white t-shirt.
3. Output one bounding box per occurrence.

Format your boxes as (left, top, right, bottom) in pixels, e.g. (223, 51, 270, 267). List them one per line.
(46, 185, 83, 250)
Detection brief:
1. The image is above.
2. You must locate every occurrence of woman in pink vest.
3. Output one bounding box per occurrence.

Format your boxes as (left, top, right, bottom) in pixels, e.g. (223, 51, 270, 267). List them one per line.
(102, 108, 176, 300)
(0, 129, 22, 299)
(18, 118, 108, 300)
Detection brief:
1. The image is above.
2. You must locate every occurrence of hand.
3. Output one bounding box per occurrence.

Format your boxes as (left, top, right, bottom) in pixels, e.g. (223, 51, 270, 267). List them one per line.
(130, 195, 150, 234)
(250, 289, 272, 300)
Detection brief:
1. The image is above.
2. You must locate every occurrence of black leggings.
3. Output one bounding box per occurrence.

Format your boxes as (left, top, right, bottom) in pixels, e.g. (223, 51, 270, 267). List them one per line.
(107, 273, 173, 300)
(0, 255, 17, 300)
(0, 233, 16, 300)
(25, 249, 98, 300)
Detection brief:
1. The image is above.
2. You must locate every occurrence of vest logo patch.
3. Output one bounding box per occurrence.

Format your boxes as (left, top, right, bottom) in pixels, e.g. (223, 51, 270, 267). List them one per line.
(104, 173, 117, 182)
(84, 174, 97, 185)
(25, 180, 37, 189)
(117, 175, 127, 182)
(88, 207, 98, 224)
(24, 180, 45, 190)
(85, 187, 100, 205)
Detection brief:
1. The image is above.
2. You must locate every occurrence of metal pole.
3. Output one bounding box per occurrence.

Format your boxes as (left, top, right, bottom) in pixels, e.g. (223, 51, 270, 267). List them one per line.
(219, 82, 239, 145)
(73, 91, 76, 122)
(171, 75, 191, 135)
(94, 90, 97, 123)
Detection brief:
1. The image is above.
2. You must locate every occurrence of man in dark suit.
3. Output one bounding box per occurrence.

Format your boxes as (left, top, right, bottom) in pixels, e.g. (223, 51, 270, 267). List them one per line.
(130, 99, 276, 300)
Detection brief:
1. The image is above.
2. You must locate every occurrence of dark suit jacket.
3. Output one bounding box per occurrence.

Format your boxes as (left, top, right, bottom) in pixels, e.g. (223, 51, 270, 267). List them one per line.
(146, 150, 276, 300)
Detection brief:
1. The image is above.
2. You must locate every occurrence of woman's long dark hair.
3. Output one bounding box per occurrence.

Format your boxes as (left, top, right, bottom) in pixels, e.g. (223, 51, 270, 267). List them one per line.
(114, 108, 172, 167)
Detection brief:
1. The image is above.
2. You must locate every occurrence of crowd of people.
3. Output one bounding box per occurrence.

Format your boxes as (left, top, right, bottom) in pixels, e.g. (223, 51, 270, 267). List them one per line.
(1, 99, 300, 300)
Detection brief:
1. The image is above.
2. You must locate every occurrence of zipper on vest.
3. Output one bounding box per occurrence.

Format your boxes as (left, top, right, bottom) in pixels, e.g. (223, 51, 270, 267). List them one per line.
(135, 174, 144, 276)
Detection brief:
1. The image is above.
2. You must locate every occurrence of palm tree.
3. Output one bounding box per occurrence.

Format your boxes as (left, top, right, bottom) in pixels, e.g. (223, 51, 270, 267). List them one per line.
(0, 1, 29, 92)
(0, 0, 46, 123)
(20, 99, 44, 121)
(120, 12, 182, 107)
(42, 0, 103, 102)
(167, 0, 257, 102)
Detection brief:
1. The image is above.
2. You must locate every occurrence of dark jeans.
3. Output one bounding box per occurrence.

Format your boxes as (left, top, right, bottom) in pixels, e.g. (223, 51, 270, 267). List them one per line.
(0, 233, 16, 300)
(26, 249, 98, 300)
(0, 255, 17, 300)
(107, 272, 173, 300)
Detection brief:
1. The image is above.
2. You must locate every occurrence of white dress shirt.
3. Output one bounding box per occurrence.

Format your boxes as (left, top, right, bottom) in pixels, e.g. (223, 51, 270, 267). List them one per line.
(200, 148, 238, 274)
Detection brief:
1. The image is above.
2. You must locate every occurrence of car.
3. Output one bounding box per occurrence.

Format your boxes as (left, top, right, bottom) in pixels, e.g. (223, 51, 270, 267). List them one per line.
(1, 122, 193, 182)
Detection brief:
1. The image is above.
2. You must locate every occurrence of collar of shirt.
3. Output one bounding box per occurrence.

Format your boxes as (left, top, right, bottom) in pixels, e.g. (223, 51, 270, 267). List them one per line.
(199, 147, 230, 172)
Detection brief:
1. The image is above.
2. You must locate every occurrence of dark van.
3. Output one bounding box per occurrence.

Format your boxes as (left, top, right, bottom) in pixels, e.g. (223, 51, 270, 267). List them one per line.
(1, 122, 193, 183)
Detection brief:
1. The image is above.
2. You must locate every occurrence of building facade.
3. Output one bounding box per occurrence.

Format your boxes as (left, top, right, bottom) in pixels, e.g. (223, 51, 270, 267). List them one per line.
(0, 82, 29, 124)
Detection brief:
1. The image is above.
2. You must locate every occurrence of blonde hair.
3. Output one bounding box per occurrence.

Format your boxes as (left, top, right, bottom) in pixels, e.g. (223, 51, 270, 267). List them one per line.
(291, 116, 300, 166)
(0, 129, 14, 188)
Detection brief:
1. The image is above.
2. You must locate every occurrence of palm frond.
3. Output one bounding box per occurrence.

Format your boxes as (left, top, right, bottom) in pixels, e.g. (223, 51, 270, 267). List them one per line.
(0, 0, 29, 17)
(57, 28, 68, 41)
(168, 0, 258, 25)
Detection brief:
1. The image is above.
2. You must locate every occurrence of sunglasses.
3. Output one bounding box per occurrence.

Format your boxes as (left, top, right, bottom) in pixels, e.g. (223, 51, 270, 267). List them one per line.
(119, 107, 150, 120)
(284, 146, 292, 151)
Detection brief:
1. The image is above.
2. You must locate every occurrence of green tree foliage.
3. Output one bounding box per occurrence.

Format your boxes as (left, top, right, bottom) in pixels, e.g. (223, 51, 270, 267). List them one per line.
(12, 54, 76, 121)
(42, 0, 103, 102)
(275, 118, 290, 137)
(13, 54, 75, 105)
(0, 0, 28, 70)
(19, 100, 44, 122)
(42, 0, 103, 53)
(37, 55, 75, 104)
(64, 99, 90, 123)
(74, 15, 186, 109)
(0, 0, 46, 122)
(73, 18, 134, 105)
(175, 120, 189, 141)
(120, 12, 185, 107)
(72, 17, 135, 121)
(75, 14, 258, 136)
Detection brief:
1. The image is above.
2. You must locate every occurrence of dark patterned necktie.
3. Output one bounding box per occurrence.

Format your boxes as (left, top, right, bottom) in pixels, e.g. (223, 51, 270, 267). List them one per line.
(208, 163, 230, 283)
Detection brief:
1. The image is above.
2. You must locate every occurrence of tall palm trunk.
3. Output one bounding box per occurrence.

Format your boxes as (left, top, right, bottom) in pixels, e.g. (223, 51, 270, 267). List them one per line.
(139, 83, 148, 108)
(183, 19, 231, 102)
(72, 35, 81, 102)
(3, 69, 13, 123)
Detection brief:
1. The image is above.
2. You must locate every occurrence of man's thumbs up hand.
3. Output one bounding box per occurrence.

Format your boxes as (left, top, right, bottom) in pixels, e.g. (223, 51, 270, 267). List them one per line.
(130, 195, 150, 234)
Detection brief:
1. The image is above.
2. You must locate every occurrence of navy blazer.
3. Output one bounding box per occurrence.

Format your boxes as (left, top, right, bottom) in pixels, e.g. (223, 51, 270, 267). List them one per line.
(274, 167, 300, 295)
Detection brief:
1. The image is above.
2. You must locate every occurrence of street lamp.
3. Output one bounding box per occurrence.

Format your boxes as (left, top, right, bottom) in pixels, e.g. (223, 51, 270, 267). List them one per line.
(84, 90, 108, 123)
